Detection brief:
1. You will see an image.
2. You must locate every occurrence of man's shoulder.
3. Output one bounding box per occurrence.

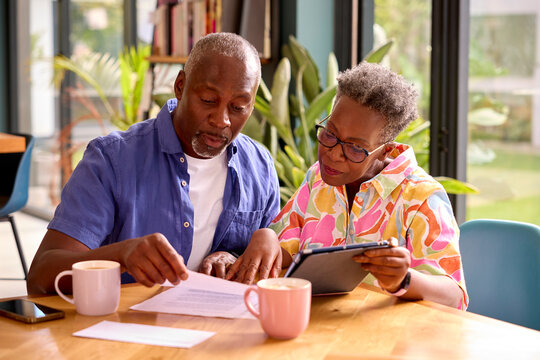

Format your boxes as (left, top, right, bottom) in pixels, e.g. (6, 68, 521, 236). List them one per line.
(90, 119, 158, 152)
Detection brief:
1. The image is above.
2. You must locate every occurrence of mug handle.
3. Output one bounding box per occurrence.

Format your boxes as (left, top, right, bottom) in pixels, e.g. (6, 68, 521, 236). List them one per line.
(243, 285, 260, 318)
(54, 270, 75, 305)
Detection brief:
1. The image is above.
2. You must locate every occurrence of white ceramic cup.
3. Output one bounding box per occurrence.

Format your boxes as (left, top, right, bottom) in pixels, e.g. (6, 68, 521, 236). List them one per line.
(54, 260, 121, 316)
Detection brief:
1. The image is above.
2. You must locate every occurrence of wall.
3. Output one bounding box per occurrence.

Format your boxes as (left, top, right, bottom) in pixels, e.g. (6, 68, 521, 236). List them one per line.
(0, 1, 7, 132)
(296, 0, 334, 86)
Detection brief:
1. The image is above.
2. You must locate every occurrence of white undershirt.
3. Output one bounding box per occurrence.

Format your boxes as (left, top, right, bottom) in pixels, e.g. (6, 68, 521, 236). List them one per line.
(185, 151, 228, 271)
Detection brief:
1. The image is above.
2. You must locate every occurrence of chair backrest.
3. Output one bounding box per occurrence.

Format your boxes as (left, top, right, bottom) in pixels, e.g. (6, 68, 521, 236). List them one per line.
(0, 134, 34, 216)
(460, 219, 540, 330)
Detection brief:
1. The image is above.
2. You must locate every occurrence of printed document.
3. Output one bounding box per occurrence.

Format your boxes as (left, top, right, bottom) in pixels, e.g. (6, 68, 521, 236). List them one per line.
(73, 320, 215, 348)
(130, 270, 257, 319)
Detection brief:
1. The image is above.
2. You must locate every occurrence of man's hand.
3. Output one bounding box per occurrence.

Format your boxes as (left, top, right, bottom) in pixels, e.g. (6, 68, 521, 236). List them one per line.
(225, 228, 282, 284)
(120, 233, 189, 287)
(353, 238, 411, 293)
(199, 251, 237, 278)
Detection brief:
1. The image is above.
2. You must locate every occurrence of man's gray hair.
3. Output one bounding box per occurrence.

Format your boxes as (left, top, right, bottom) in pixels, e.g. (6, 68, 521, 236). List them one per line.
(184, 32, 261, 82)
(336, 61, 418, 143)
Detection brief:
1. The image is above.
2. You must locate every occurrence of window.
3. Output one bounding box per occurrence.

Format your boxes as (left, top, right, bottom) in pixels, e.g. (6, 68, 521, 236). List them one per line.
(466, 1, 540, 225)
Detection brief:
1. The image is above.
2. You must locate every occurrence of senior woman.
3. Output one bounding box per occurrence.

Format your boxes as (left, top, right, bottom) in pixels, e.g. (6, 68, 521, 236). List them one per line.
(227, 61, 468, 309)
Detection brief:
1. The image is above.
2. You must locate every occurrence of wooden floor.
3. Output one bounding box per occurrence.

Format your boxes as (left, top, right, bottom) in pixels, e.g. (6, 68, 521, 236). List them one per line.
(0, 212, 47, 298)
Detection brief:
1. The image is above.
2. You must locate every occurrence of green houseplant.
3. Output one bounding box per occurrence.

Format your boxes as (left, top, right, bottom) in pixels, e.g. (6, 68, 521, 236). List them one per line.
(243, 36, 477, 203)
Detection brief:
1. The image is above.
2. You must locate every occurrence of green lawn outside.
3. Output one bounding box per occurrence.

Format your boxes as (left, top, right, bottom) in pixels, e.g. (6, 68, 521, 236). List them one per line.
(466, 142, 540, 226)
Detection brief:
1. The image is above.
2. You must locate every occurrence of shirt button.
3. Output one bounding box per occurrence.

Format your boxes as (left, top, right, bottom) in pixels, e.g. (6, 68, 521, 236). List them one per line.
(179, 157, 185, 163)
(181, 180, 187, 187)
(183, 222, 190, 228)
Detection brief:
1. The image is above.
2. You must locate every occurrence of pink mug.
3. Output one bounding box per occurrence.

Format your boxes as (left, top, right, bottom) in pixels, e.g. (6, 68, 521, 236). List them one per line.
(54, 260, 121, 316)
(244, 277, 311, 339)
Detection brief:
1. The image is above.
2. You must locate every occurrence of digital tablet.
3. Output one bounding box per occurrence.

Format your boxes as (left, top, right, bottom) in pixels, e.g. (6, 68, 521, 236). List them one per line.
(283, 240, 392, 295)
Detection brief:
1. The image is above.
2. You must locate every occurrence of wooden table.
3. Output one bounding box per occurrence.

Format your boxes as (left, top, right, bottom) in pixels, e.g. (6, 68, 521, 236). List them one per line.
(0, 133, 25, 153)
(1, 284, 539, 359)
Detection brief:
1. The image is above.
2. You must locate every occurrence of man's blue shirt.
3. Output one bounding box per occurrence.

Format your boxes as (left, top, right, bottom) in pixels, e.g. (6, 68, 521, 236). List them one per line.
(48, 99, 280, 282)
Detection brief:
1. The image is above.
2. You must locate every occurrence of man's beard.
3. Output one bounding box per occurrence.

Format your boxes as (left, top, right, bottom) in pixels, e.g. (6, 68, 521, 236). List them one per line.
(191, 132, 230, 158)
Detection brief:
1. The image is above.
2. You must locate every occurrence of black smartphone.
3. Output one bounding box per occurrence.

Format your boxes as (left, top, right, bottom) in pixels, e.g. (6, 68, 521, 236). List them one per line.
(0, 299, 65, 324)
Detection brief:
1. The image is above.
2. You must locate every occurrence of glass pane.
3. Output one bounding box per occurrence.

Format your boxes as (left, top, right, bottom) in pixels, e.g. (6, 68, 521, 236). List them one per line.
(25, 0, 124, 218)
(374, 0, 432, 170)
(55, 0, 123, 208)
(137, 0, 157, 46)
(26, 0, 57, 218)
(467, 1, 540, 225)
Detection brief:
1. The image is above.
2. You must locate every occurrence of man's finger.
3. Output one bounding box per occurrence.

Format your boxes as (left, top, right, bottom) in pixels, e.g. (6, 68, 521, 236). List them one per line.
(199, 258, 212, 275)
(155, 239, 188, 281)
(214, 262, 226, 279)
(130, 264, 158, 287)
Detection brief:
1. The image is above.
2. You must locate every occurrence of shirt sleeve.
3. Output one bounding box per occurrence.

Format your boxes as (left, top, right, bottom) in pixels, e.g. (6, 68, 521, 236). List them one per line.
(48, 139, 117, 248)
(269, 169, 314, 257)
(407, 190, 469, 309)
(259, 150, 281, 229)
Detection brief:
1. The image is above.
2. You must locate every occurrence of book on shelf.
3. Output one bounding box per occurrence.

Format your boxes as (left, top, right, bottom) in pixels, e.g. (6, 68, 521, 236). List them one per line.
(170, 0, 189, 57)
(239, 0, 271, 59)
(151, 0, 271, 61)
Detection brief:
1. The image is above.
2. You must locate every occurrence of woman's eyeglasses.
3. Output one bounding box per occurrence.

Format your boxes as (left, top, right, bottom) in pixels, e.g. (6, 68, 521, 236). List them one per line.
(315, 117, 386, 163)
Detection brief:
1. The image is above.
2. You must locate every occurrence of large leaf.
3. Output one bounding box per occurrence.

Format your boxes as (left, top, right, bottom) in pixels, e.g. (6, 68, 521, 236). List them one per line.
(326, 52, 339, 114)
(258, 77, 272, 102)
(326, 52, 339, 88)
(295, 85, 336, 141)
(435, 176, 480, 195)
(276, 150, 296, 188)
(291, 167, 306, 189)
(305, 85, 337, 126)
(363, 40, 394, 63)
(294, 64, 314, 165)
(117, 45, 151, 129)
(284, 145, 307, 171)
(270, 58, 291, 129)
(288, 35, 321, 103)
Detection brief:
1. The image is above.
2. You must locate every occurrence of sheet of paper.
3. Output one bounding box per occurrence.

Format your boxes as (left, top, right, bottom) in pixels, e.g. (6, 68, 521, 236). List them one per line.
(130, 270, 257, 319)
(73, 320, 215, 348)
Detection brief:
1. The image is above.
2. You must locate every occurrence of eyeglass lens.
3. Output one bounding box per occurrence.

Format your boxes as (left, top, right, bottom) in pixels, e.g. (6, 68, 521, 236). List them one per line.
(316, 126, 368, 163)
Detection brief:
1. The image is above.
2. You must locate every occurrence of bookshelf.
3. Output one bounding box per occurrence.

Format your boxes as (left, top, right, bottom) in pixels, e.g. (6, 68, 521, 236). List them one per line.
(149, 0, 272, 64)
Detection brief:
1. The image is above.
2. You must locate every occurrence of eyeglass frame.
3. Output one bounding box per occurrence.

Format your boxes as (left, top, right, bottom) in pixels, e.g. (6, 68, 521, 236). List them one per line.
(314, 115, 387, 163)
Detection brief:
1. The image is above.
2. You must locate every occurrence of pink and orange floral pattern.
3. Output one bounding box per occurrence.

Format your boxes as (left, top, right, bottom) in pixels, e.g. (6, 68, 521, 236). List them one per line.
(270, 144, 468, 309)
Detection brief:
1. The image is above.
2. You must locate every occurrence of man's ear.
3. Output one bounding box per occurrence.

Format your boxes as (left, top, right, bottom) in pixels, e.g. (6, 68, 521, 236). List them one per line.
(174, 70, 186, 100)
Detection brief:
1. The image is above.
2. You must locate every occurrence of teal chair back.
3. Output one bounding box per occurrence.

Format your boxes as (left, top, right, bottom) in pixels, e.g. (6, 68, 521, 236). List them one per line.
(460, 219, 540, 330)
(0, 134, 35, 216)
(0, 134, 34, 279)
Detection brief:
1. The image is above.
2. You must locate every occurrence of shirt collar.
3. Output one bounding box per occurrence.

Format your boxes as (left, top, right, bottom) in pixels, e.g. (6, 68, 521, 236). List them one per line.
(156, 98, 238, 161)
(361, 143, 417, 199)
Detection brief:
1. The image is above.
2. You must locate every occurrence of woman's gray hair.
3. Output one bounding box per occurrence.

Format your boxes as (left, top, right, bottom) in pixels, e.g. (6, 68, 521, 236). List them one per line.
(184, 32, 261, 83)
(336, 61, 418, 143)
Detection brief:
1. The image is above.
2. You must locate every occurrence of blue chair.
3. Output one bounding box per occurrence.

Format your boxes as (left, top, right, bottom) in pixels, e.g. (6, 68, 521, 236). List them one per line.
(0, 134, 35, 280)
(460, 219, 540, 330)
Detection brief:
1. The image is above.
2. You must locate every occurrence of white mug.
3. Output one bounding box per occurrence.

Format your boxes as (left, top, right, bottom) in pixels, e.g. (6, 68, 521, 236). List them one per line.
(54, 260, 121, 316)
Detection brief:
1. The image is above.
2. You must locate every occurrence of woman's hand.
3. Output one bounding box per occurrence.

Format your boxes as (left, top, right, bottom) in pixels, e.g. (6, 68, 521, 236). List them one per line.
(353, 239, 411, 293)
(226, 228, 282, 284)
